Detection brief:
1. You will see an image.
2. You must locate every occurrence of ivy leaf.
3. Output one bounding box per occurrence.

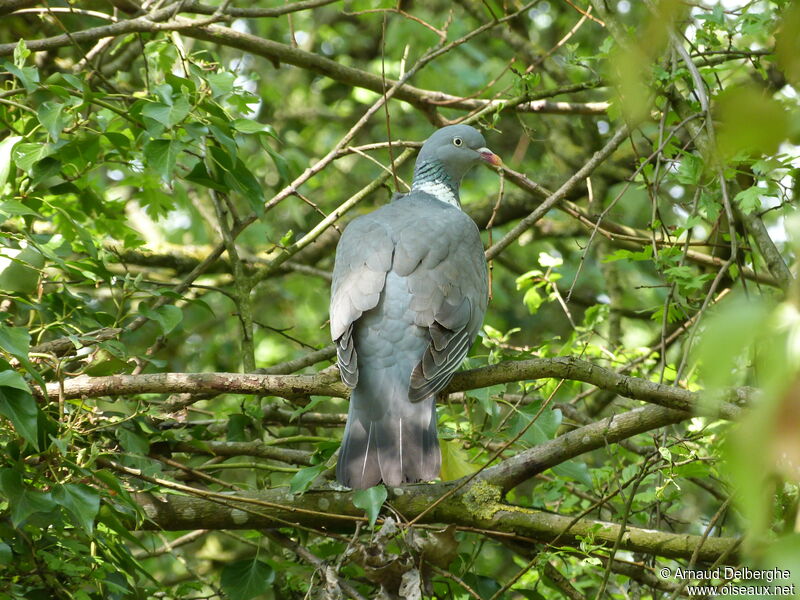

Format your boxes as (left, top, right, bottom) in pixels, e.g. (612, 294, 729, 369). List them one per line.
(0, 469, 56, 526)
(0, 326, 28, 362)
(0, 383, 39, 448)
(53, 483, 101, 534)
(0, 369, 30, 392)
(0, 326, 46, 391)
(353, 484, 387, 528)
(220, 559, 275, 600)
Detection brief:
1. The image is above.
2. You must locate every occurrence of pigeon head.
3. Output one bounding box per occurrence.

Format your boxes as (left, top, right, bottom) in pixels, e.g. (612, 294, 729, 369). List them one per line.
(412, 125, 501, 206)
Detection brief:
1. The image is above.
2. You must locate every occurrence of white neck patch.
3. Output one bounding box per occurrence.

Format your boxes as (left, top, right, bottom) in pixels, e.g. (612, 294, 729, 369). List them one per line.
(412, 180, 460, 208)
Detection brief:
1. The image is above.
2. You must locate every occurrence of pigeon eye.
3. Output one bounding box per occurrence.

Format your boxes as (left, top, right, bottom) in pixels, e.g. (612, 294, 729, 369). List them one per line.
(452, 137, 463, 147)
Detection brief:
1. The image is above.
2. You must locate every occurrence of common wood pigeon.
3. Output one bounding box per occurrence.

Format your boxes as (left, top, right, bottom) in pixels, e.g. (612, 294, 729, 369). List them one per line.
(330, 125, 499, 489)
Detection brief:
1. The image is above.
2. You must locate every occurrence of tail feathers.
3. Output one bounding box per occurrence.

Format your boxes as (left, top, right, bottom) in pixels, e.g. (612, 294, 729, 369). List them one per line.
(336, 396, 440, 489)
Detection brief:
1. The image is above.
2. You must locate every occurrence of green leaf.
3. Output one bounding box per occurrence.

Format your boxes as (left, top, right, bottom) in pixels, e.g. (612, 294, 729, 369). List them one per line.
(463, 573, 501, 600)
(0, 135, 22, 192)
(143, 138, 181, 181)
(510, 405, 562, 447)
(0, 384, 39, 447)
(0, 369, 31, 392)
(0, 541, 11, 565)
(522, 287, 543, 314)
(219, 559, 275, 600)
(37, 102, 66, 139)
(603, 246, 653, 263)
(3, 61, 39, 92)
(157, 305, 182, 334)
(0, 200, 40, 218)
(716, 86, 790, 158)
(265, 145, 290, 185)
(116, 425, 150, 455)
(142, 96, 190, 129)
(168, 95, 191, 126)
(225, 158, 264, 212)
(0, 243, 45, 293)
(353, 484, 387, 528)
(12, 142, 53, 174)
(231, 119, 276, 136)
(13, 39, 30, 68)
(675, 153, 704, 185)
(289, 464, 326, 494)
(515, 269, 542, 290)
(440, 439, 478, 481)
(734, 186, 762, 214)
(54, 483, 101, 534)
(138, 304, 182, 335)
(0, 326, 45, 391)
(552, 460, 593, 488)
(185, 160, 227, 192)
(141, 102, 172, 132)
(0, 325, 30, 359)
(538, 251, 563, 268)
(0, 469, 56, 526)
(206, 71, 236, 97)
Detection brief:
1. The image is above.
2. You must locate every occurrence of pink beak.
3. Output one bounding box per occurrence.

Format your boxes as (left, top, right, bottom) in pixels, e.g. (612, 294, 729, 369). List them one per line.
(478, 147, 502, 167)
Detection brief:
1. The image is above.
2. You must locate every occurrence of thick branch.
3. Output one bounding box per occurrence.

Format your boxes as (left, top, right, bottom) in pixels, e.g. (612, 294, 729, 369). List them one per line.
(449, 356, 745, 419)
(132, 480, 739, 562)
(736, 208, 793, 289)
(40, 371, 348, 400)
(36, 356, 748, 419)
(479, 404, 688, 491)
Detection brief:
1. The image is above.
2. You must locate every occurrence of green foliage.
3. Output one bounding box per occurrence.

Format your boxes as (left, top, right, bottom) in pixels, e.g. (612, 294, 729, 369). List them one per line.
(352, 485, 388, 528)
(0, 0, 797, 598)
(220, 558, 276, 600)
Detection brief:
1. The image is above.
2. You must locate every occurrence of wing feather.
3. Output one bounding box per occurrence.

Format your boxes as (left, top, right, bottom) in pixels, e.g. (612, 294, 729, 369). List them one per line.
(396, 199, 489, 403)
(330, 215, 394, 388)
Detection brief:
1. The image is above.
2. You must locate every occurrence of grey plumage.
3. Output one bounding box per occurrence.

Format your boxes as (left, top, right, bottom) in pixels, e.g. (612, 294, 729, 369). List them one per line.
(330, 125, 498, 489)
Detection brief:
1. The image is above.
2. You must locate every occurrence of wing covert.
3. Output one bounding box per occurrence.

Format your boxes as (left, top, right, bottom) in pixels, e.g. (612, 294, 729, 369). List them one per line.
(330, 215, 394, 387)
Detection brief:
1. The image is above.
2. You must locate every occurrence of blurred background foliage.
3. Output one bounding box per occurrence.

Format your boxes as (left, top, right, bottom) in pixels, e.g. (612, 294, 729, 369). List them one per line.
(0, 0, 799, 598)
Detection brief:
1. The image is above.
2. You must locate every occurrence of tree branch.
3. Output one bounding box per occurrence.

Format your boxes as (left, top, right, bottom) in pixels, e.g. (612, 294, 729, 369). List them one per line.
(130, 477, 739, 562)
(37, 356, 748, 418)
(478, 404, 687, 491)
(0, 12, 606, 117)
(486, 125, 631, 260)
